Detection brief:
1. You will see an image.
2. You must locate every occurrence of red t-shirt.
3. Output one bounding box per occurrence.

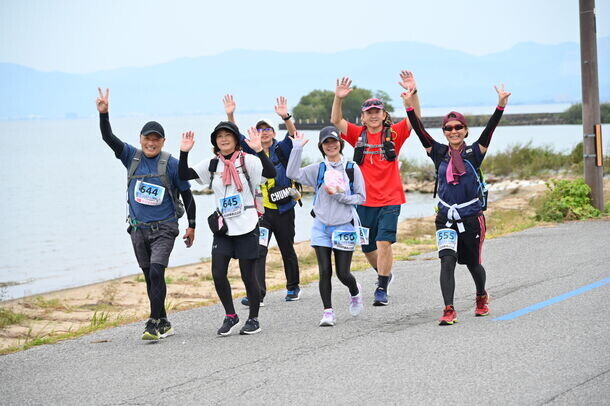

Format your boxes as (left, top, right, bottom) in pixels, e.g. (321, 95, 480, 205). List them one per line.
(342, 119, 411, 207)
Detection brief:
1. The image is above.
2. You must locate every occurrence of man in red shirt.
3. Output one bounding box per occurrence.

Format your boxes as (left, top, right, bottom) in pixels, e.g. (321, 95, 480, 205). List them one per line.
(330, 71, 421, 306)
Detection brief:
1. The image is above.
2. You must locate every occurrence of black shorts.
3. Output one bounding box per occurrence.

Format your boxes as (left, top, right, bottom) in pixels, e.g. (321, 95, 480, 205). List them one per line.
(129, 222, 180, 268)
(435, 213, 486, 266)
(212, 227, 260, 260)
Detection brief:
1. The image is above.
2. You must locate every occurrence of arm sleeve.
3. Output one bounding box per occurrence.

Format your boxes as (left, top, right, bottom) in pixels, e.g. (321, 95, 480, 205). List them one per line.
(99, 112, 125, 157)
(476, 107, 505, 148)
(329, 164, 366, 205)
(256, 151, 276, 179)
(180, 189, 196, 228)
(285, 144, 318, 187)
(178, 151, 200, 181)
(406, 108, 435, 149)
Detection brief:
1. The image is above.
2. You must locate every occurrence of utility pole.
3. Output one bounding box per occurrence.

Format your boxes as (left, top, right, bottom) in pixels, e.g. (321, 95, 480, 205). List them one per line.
(579, 0, 604, 210)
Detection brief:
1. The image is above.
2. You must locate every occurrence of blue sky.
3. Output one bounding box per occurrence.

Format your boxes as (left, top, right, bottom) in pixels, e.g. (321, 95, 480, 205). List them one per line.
(1, 0, 609, 73)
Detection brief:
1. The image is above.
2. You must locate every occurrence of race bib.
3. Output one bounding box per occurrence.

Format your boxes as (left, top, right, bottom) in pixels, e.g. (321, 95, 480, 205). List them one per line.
(358, 226, 370, 246)
(134, 180, 165, 206)
(436, 228, 458, 252)
(259, 226, 270, 246)
(219, 194, 243, 218)
(332, 230, 358, 251)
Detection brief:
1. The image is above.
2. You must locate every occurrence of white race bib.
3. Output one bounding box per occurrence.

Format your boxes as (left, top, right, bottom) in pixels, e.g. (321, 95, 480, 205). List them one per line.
(436, 228, 458, 252)
(259, 226, 270, 246)
(358, 226, 370, 246)
(219, 194, 243, 218)
(134, 180, 165, 206)
(332, 230, 358, 251)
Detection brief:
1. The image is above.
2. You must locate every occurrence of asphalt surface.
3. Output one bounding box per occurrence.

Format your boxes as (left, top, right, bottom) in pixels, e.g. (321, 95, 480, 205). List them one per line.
(1, 220, 609, 405)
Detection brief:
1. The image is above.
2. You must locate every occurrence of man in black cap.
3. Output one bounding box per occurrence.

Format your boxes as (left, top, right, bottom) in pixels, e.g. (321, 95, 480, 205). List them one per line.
(96, 88, 196, 341)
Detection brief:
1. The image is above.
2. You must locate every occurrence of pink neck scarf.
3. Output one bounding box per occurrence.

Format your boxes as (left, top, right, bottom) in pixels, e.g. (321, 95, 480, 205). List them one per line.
(445, 143, 466, 185)
(218, 152, 244, 192)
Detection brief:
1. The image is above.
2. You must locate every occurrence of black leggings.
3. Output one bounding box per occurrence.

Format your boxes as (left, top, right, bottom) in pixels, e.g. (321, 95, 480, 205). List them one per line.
(142, 263, 167, 320)
(212, 254, 260, 319)
(440, 256, 487, 306)
(314, 246, 359, 309)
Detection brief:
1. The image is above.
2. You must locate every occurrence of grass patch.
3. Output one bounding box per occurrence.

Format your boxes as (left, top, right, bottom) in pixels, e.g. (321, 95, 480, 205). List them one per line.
(0, 307, 27, 328)
(0, 313, 137, 356)
(486, 208, 539, 238)
(33, 296, 71, 311)
(164, 276, 174, 285)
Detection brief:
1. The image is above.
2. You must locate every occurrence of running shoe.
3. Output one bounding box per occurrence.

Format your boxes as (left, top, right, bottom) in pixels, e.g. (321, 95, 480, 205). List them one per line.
(239, 318, 261, 335)
(475, 293, 490, 317)
(158, 317, 174, 339)
(372, 287, 389, 306)
(319, 309, 336, 327)
(349, 283, 364, 316)
(439, 305, 458, 325)
(217, 315, 240, 336)
(141, 318, 160, 340)
(240, 297, 265, 307)
(285, 287, 302, 301)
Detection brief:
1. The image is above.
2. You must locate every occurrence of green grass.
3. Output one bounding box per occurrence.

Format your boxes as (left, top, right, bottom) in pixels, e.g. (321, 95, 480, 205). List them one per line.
(33, 296, 71, 311)
(399, 142, 610, 180)
(0, 312, 135, 356)
(0, 307, 27, 328)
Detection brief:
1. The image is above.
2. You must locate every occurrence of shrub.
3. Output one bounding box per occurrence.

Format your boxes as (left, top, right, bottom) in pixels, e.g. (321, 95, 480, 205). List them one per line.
(535, 178, 601, 222)
(559, 103, 610, 124)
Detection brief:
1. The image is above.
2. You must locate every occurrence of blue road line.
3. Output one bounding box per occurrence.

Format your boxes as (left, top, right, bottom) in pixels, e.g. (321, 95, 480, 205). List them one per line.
(494, 277, 610, 321)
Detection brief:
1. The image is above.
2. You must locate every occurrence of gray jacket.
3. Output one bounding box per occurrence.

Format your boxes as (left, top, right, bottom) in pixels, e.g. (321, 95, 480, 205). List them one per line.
(286, 144, 365, 226)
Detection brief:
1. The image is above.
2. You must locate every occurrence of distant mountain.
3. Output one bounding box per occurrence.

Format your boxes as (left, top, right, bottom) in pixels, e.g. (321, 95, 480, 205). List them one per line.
(1, 38, 608, 120)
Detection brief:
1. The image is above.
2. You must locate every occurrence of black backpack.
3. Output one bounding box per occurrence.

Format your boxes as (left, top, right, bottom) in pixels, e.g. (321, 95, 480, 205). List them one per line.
(127, 150, 185, 218)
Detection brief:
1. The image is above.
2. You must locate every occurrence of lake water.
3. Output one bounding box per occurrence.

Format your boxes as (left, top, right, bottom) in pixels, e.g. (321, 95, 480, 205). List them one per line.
(1, 108, 607, 300)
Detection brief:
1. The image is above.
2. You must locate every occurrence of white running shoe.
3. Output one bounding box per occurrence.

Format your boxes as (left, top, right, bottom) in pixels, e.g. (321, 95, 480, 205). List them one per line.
(319, 309, 336, 327)
(349, 283, 364, 316)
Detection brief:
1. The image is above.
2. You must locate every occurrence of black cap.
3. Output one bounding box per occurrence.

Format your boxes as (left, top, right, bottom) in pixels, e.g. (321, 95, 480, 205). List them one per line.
(211, 121, 240, 146)
(140, 121, 165, 138)
(318, 126, 341, 144)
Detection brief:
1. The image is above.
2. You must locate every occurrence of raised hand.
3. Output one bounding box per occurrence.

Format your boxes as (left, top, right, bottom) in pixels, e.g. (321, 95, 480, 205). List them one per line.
(223, 94, 236, 115)
(96, 87, 109, 113)
(245, 127, 263, 152)
(274, 96, 289, 118)
(293, 131, 309, 147)
(398, 70, 417, 91)
(180, 131, 195, 152)
(494, 84, 511, 107)
(335, 77, 353, 99)
(400, 88, 417, 108)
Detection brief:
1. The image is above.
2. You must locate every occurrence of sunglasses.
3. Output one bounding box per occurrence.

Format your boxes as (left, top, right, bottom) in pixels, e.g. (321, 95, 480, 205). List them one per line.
(362, 99, 384, 109)
(257, 127, 274, 132)
(443, 124, 465, 132)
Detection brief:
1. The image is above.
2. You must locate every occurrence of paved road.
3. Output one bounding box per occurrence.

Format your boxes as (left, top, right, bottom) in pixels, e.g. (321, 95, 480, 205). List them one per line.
(1, 220, 609, 405)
